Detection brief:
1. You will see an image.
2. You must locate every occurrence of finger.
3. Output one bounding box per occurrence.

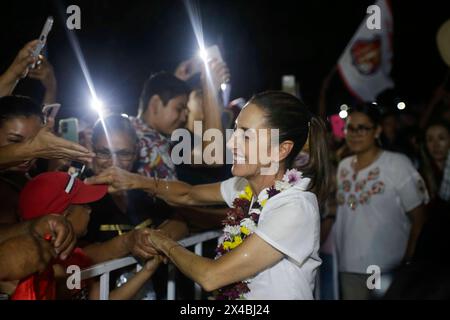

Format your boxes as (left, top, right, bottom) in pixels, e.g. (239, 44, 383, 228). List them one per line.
(53, 148, 94, 161)
(55, 222, 74, 253)
(138, 241, 159, 254)
(50, 219, 67, 248)
(59, 234, 76, 260)
(55, 137, 91, 154)
(133, 247, 155, 260)
(56, 222, 76, 259)
(24, 40, 40, 52)
(85, 175, 113, 185)
(45, 117, 55, 129)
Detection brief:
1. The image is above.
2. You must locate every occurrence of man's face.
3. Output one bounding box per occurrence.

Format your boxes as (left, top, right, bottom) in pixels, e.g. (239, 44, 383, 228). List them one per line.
(92, 131, 137, 174)
(0, 116, 42, 172)
(147, 94, 189, 135)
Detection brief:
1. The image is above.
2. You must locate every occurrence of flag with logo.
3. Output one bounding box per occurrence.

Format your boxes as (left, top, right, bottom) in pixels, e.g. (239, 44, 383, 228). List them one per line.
(337, 0, 394, 102)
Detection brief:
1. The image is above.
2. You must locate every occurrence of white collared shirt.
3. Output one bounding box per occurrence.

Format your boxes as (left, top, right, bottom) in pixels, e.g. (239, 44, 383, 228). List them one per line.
(220, 175, 321, 300)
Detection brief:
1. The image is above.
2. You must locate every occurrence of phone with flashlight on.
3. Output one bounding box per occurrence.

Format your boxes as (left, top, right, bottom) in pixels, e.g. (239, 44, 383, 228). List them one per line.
(189, 45, 225, 75)
(32, 16, 54, 68)
(58, 118, 87, 179)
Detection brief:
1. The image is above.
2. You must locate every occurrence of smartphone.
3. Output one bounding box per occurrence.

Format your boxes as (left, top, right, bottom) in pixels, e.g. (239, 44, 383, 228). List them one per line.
(32, 16, 54, 67)
(204, 45, 223, 63)
(42, 103, 61, 123)
(282, 75, 296, 96)
(58, 118, 79, 143)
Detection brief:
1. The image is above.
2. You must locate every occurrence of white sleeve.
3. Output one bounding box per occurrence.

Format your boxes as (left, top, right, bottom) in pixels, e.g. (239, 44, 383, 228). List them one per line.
(392, 155, 429, 212)
(220, 177, 248, 207)
(254, 192, 319, 266)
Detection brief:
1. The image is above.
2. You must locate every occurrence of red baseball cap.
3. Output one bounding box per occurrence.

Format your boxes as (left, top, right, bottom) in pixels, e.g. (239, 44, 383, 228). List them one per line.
(19, 171, 108, 221)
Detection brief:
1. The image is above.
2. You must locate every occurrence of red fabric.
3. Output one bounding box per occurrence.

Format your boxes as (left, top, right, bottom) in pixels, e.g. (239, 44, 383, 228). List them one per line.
(11, 248, 93, 300)
(19, 172, 107, 220)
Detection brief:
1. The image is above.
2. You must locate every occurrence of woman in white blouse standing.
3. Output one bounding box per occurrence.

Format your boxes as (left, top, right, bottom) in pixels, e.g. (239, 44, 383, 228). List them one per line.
(86, 91, 331, 300)
(335, 103, 429, 300)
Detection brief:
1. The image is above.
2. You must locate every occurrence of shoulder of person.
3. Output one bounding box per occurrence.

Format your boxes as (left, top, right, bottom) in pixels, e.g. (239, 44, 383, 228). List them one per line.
(264, 185, 319, 218)
(382, 151, 417, 175)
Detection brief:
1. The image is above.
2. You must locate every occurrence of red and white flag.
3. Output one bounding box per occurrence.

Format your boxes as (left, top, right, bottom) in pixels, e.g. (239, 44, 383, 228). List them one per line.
(337, 0, 394, 102)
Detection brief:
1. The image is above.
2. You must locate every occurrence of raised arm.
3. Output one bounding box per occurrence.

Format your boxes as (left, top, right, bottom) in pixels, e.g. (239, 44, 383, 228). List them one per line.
(0, 121, 94, 169)
(85, 166, 225, 207)
(0, 40, 39, 97)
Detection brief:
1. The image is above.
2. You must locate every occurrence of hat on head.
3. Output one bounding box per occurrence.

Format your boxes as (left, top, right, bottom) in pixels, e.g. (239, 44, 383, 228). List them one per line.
(19, 171, 108, 221)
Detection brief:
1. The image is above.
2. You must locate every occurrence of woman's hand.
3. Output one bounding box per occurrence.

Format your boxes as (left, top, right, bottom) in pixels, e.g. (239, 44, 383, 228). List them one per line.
(174, 57, 201, 81)
(125, 228, 159, 259)
(28, 55, 57, 94)
(0, 40, 39, 96)
(85, 166, 142, 193)
(146, 229, 177, 256)
(143, 255, 164, 272)
(25, 121, 95, 163)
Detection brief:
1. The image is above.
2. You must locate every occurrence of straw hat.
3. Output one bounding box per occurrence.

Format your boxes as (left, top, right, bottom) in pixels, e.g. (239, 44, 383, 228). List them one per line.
(437, 19, 450, 67)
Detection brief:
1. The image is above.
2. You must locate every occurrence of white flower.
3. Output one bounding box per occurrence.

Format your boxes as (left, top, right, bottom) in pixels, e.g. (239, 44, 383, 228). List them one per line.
(257, 190, 269, 204)
(275, 180, 291, 191)
(240, 218, 257, 233)
(223, 225, 241, 237)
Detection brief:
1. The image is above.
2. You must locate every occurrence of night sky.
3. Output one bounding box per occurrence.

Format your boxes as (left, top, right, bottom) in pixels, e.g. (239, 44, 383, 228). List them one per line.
(1, 0, 449, 119)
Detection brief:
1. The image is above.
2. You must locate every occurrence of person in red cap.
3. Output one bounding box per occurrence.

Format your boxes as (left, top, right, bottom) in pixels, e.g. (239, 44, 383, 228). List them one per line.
(11, 171, 161, 300)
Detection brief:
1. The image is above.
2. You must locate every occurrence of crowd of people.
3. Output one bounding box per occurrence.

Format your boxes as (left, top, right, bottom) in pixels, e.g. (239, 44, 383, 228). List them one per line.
(1, 19, 450, 300)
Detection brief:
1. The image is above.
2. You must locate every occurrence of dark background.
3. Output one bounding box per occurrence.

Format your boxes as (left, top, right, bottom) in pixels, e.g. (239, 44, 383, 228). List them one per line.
(0, 0, 449, 118)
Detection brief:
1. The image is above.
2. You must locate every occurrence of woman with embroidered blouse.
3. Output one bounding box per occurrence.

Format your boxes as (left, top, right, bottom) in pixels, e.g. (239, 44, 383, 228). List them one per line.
(335, 103, 429, 300)
(86, 91, 331, 300)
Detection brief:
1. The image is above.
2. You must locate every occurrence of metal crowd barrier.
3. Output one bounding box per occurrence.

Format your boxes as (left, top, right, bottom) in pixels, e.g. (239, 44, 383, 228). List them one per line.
(80, 230, 222, 300)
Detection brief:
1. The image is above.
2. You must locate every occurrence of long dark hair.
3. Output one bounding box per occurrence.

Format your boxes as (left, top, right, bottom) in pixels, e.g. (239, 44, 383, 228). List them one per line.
(249, 91, 330, 203)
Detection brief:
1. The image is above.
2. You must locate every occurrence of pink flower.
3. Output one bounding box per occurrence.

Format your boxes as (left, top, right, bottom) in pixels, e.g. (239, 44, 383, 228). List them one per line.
(283, 169, 302, 185)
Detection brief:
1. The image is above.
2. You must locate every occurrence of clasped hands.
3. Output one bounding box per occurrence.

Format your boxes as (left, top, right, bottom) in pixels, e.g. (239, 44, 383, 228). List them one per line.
(126, 227, 179, 268)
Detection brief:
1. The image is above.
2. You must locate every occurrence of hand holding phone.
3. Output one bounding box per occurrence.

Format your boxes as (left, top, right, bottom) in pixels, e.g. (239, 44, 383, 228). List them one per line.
(32, 16, 54, 68)
(58, 118, 79, 143)
(42, 103, 61, 123)
(203, 45, 223, 63)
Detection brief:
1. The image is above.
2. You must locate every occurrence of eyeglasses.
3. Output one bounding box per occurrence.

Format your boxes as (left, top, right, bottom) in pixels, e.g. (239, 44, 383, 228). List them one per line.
(94, 148, 136, 161)
(344, 125, 375, 135)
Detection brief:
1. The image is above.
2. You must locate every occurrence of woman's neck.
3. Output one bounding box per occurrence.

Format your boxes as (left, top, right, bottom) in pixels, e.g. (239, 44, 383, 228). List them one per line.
(354, 146, 382, 171)
(248, 166, 285, 197)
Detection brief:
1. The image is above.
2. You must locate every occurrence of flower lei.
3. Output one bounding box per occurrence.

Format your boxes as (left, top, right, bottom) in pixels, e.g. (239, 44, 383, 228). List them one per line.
(214, 169, 303, 300)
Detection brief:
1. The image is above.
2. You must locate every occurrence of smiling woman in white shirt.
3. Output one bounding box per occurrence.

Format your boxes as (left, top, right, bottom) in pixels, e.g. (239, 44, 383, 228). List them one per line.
(335, 103, 429, 300)
(86, 91, 331, 300)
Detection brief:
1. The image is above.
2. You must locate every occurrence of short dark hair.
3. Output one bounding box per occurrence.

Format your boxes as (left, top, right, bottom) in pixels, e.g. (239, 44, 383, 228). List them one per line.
(92, 114, 139, 145)
(138, 71, 191, 116)
(0, 95, 43, 128)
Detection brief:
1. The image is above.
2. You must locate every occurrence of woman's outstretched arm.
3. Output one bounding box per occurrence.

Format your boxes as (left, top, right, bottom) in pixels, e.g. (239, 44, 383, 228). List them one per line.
(85, 166, 224, 207)
(147, 230, 284, 292)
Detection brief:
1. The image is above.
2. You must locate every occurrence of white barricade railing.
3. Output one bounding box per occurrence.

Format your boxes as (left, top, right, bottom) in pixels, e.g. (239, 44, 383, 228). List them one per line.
(80, 230, 222, 300)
